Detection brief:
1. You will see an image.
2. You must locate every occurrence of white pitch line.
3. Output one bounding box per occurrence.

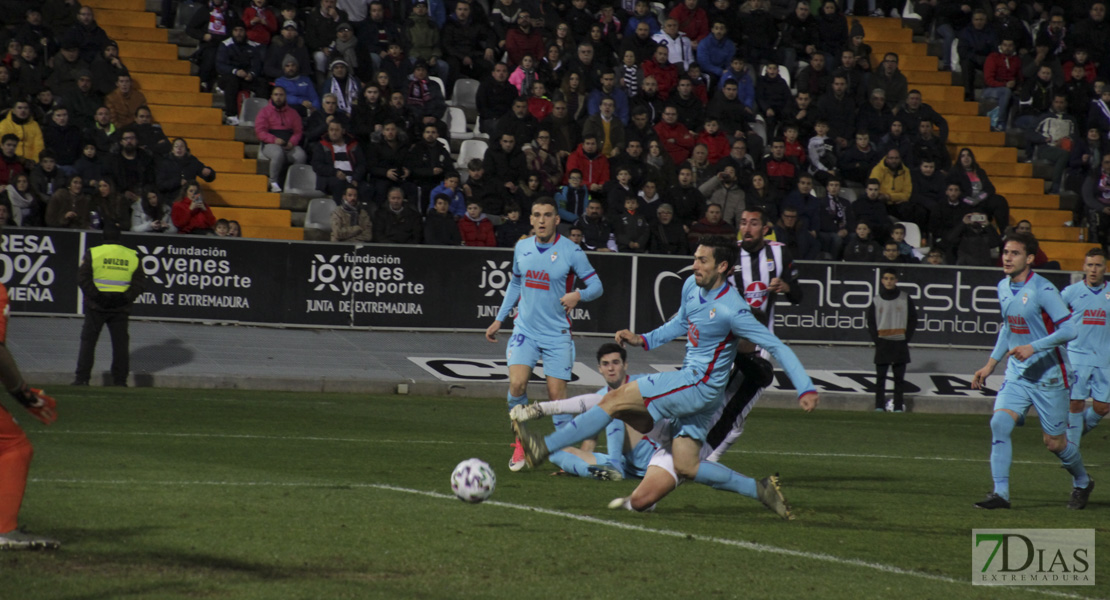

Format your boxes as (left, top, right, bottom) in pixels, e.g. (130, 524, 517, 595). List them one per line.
(37, 430, 1069, 466)
(27, 477, 1094, 600)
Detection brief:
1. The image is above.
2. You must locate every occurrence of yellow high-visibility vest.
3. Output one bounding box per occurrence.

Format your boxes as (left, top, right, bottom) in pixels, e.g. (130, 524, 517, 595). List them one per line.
(90, 244, 139, 293)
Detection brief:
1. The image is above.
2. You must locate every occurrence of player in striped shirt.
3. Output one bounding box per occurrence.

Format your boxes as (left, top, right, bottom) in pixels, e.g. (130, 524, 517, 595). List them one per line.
(485, 197, 603, 472)
(514, 236, 819, 518)
(1062, 248, 1110, 447)
(971, 232, 1093, 510)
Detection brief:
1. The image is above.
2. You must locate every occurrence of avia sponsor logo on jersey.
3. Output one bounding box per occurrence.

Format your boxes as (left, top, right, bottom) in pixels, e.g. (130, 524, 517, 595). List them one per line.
(1008, 315, 1031, 334)
(0, 232, 57, 303)
(1080, 309, 1107, 326)
(138, 244, 249, 290)
(478, 260, 512, 297)
(524, 269, 550, 290)
(307, 252, 422, 296)
(687, 319, 700, 347)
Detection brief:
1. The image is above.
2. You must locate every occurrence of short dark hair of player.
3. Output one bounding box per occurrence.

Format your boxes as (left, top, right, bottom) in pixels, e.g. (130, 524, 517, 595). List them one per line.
(531, 196, 557, 211)
(698, 235, 739, 271)
(596, 342, 627, 363)
(1006, 231, 1039, 257)
(741, 205, 770, 226)
(1086, 247, 1106, 259)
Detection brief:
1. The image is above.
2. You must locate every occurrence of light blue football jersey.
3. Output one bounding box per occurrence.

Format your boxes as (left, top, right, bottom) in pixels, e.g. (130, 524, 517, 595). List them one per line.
(989, 272, 1077, 386)
(1063, 280, 1110, 368)
(496, 234, 602, 338)
(640, 276, 815, 398)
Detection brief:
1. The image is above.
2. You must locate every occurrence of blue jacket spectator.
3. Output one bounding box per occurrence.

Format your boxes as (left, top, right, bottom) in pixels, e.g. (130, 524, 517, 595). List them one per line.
(586, 85, 631, 125)
(276, 70, 321, 111)
(554, 183, 589, 222)
(430, 181, 467, 217)
(696, 29, 735, 77)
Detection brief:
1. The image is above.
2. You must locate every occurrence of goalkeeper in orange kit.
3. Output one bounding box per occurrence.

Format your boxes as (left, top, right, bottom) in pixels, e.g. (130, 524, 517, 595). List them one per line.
(0, 230, 60, 550)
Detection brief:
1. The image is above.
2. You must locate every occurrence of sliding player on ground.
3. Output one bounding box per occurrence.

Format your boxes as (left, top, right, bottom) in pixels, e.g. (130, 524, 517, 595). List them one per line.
(485, 197, 603, 471)
(513, 237, 818, 518)
(971, 232, 1093, 510)
(1062, 248, 1110, 447)
(512, 343, 654, 480)
(608, 352, 777, 512)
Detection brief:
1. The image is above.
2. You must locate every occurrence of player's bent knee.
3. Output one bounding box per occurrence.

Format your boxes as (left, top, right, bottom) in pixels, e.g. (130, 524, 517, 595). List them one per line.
(1043, 433, 1067, 453)
(1070, 400, 1088, 413)
(1094, 402, 1110, 416)
(990, 410, 1017, 436)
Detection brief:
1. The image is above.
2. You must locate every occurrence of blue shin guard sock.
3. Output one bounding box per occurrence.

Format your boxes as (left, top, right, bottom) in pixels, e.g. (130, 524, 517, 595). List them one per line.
(1067, 412, 1084, 447)
(542, 406, 613, 454)
(603, 421, 627, 471)
(549, 450, 592, 477)
(507, 392, 528, 410)
(989, 412, 1015, 501)
(1055, 442, 1090, 489)
(692, 460, 758, 498)
(1084, 406, 1104, 434)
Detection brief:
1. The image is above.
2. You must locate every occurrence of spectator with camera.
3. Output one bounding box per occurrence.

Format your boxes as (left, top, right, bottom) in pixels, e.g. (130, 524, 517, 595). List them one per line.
(945, 210, 1001, 266)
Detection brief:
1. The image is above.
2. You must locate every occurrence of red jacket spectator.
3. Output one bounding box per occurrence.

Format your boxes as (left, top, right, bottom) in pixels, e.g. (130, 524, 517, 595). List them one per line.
(0, 152, 23, 187)
(505, 26, 546, 70)
(642, 59, 678, 100)
(697, 130, 729, 163)
(528, 96, 552, 120)
(171, 196, 217, 233)
(984, 51, 1022, 88)
(1062, 59, 1097, 83)
(458, 214, 496, 246)
(242, 5, 279, 45)
(654, 120, 695, 164)
(254, 99, 303, 146)
(565, 143, 610, 187)
(669, 3, 708, 43)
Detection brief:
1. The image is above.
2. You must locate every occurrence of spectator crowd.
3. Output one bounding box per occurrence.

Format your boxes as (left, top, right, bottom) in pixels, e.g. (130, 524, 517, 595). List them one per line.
(1, 0, 1109, 261)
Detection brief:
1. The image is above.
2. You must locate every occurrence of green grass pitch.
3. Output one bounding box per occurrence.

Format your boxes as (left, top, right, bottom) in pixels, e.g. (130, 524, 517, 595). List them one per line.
(3, 388, 1108, 599)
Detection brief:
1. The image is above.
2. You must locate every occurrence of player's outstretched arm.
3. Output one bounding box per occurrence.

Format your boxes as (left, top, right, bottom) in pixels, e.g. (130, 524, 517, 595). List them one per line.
(730, 311, 819, 411)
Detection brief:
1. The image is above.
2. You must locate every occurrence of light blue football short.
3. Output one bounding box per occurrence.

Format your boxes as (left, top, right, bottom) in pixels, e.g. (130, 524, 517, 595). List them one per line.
(994, 377, 1069, 436)
(637, 370, 720, 441)
(1070, 365, 1110, 404)
(505, 332, 575, 381)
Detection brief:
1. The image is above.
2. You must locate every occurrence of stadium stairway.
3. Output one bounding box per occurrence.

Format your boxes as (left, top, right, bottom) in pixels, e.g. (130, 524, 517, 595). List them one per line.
(854, 16, 1088, 270)
(84, 0, 300, 240)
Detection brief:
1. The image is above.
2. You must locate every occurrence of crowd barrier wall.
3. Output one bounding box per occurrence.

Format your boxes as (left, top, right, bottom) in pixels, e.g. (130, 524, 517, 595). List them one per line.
(2, 228, 1075, 348)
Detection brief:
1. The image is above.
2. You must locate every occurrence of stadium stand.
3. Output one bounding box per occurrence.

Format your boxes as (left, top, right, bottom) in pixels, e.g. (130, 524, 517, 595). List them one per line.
(0, 0, 1103, 268)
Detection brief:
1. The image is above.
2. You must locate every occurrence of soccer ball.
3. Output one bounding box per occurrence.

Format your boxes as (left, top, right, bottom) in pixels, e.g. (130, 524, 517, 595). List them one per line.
(451, 458, 496, 503)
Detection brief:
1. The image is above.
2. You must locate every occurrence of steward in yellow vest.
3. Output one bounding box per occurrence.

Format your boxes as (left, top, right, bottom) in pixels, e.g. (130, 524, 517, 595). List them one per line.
(74, 221, 145, 386)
